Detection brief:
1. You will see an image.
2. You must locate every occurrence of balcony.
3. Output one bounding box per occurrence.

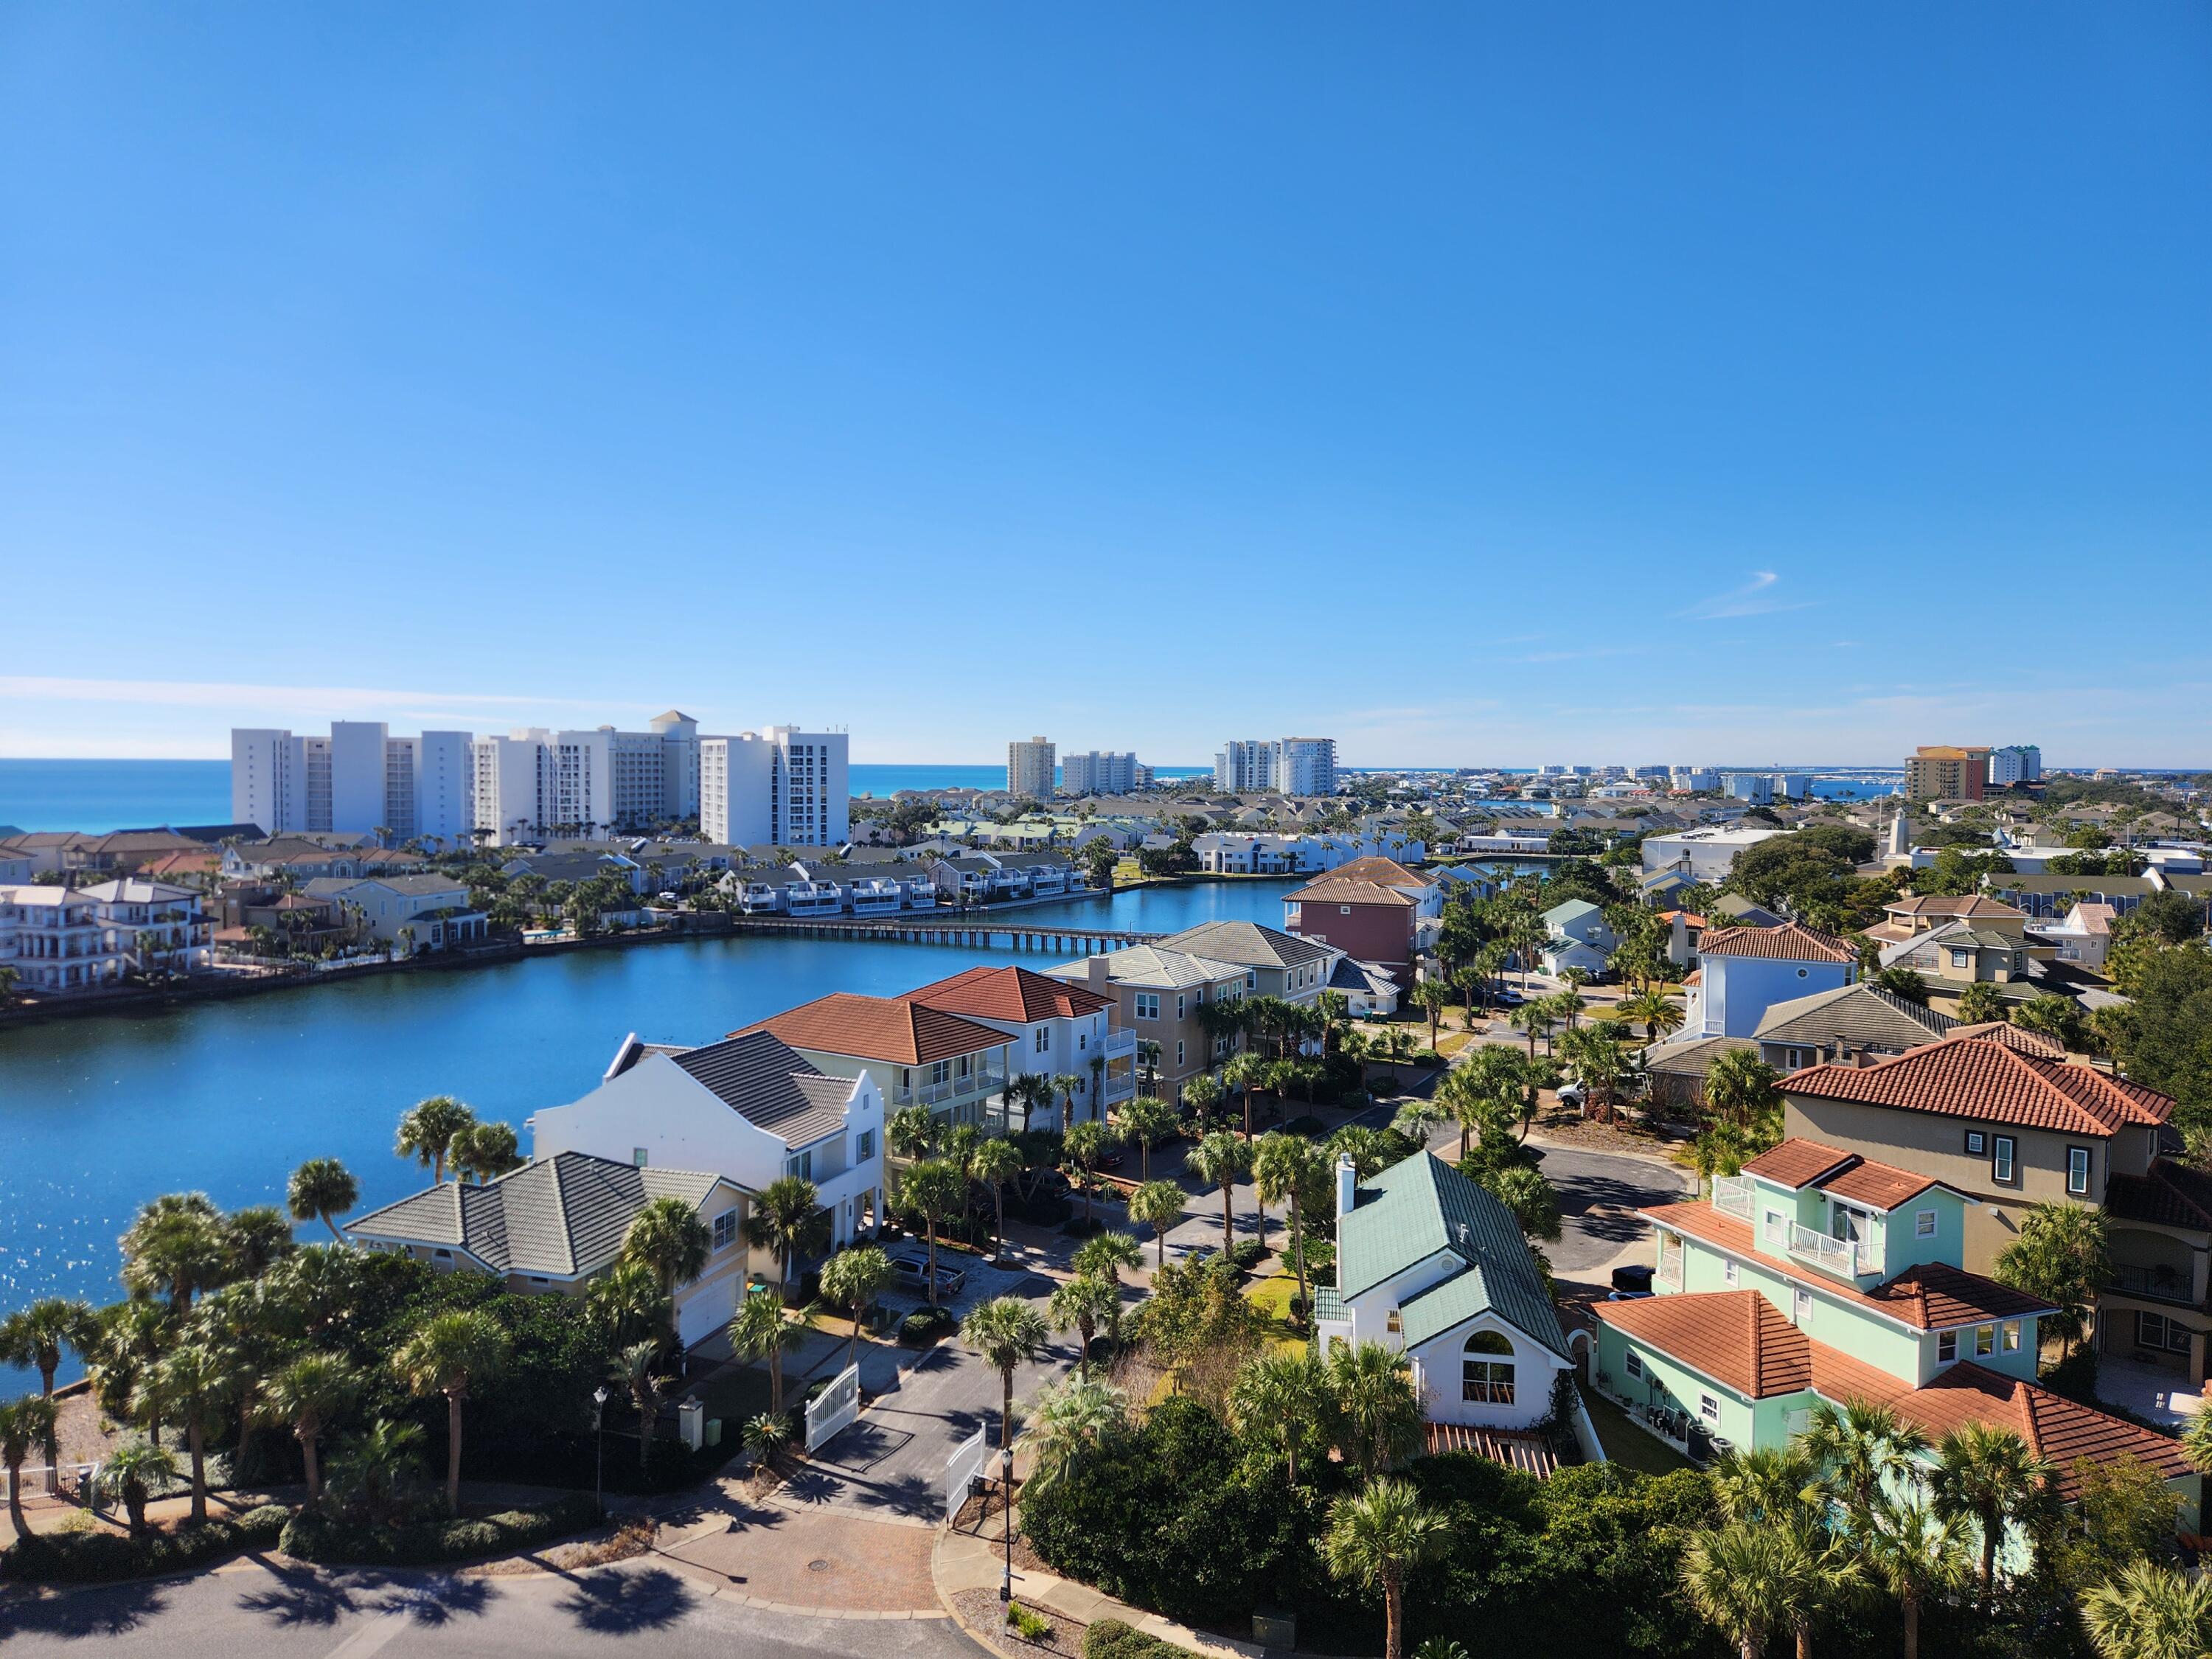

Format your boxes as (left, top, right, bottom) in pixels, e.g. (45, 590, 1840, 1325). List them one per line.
(1787, 1222, 1882, 1279)
(2107, 1262, 2199, 1308)
(1656, 1251, 1684, 1290)
(1711, 1176, 1755, 1222)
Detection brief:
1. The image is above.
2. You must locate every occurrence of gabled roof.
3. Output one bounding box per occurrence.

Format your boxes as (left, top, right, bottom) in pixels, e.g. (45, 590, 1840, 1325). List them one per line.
(630, 1029, 863, 1144)
(1542, 899, 1604, 925)
(349, 1151, 723, 1278)
(1339, 1152, 1567, 1359)
(1328, 855, 1436, 888)
(1787, 1032, 2173, 1138)
(731, 992, 1009, 1065)
(1048, 944, 1248, 990)
(1884, 894, 2030, 922)
(1698, 922, 1858, 964)
(1156, 920, 1336, 970)
(897, 964, 1114, 1023)
(1284, 877, 1415, 908)
(1947, 1021, 2067, 1058)
(2104, 1161, 2212, 1233)
(1753, 983, 1955, 1051)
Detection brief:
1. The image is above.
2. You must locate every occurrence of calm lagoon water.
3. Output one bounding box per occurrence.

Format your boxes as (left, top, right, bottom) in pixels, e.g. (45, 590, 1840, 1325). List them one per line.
(0, 878, 1299, 1366)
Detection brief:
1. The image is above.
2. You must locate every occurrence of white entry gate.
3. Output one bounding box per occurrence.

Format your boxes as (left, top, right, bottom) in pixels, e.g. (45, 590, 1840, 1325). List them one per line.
(806, 1364, 861, 1453)
(943, 1426, 991, 1520)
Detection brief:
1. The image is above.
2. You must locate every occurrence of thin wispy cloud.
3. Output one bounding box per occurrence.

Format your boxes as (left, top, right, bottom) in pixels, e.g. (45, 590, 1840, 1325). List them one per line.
(1674, 571, 1817, 622)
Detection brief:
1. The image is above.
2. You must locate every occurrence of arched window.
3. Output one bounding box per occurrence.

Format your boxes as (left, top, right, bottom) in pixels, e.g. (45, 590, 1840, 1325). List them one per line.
(1463, 1330, 1516, 1405)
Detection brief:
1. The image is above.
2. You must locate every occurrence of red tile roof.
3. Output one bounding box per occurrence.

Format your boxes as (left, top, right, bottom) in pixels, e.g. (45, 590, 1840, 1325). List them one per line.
(2105, 1161, 2212, 1232)
(1742, 1140, 1857, 1189)
(897, 964, 1115, 1023)
(1884, 894, 2030, 922)
(1286, 877, 1415, 907)
(1643, 1200, 2053, 1329)
(1741, 1138, 1946, 1209)
(1329, 856, 1436, 888)
(1697, 922, 1859, 964)
(1594, 1290, 2188, 1500)
(1821, 1161, 1945, 1211)
(731, 993, 1011, 1064)
(1947, 1023, 2067, 1058)
(1787, 1032, 2174, 1138)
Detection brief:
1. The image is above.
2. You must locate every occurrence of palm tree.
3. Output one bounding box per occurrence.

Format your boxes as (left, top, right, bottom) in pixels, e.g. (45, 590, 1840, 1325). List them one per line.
(729, 1287, 807, 1414)
(1230, 1348, 1328, 1484)
(1222, 1052, 1269, 1139)
(394, 1095, 475, 1184)
(451, 1120, 525, 1184)
(744, 1175, 829, 1298)
(1252, 1132, 1323, 1320)
(1620, 987, 1686, 1044)
(742, 1411, 792, 1469)
(1507, 1003, 1548, 1058)
(888, 1103, 939, 1161)
(1680, 1522, 1812, 1659)
(285, 1158, 360, 1240)
(622, 1196, 713, 1300)
(970, 1138, 1023, 1255)
(225, 1205, 297, 1276)
(1180, 1071, 1225, 1130)
(1049, 1071, 1086, 1130)
(1994, 1202, 2109, 1360)
(267, 1353, 358, 1500)
(1412, 978, 1450, 1050)
(1048, 1273, 1119, 1380)
(610, 1341, 669, 1471)
(0, 1396, 58, 1540)
(1955, 980, 2008, 1026)
(1860, 1496, 1972, 1659)
(897, 1158, 968, 1307)
(99, 1439, 178, 1540)
(1062, 1119, 1117, 1228)
(1129, 1179, 1186, 1267)
(585, 1259, 672, 1347)
(1189, 1131, 1253, 1256)
(818, 1245, 893, 1372)
(1322, 1478, 1447, 1659)
(119, 1192, 231, 1312)
(1021, 1375, 1127, 1499)
(1116, 1096, 1177, 1180)
(154, 1341, 237, 1522)
(393, 1309, 512, 1512)
(1326, 1339, 1424, 1480)
(327, 1419, 423, 1525)
(0, 1298, 97, 1399)
(962, 1296, 1050, 1456)
(1703, 1050, 1783, 1138)
(1929, 1422, 2049, 1610)
(2080, 1559, 2212, 1659)
(1801, 1397, 1929, 1526)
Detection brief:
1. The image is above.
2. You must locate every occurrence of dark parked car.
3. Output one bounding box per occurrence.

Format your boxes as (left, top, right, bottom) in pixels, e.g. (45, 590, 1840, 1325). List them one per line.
(888, 1250, 966, 1298)
(1611, 1263, 1655, 1295)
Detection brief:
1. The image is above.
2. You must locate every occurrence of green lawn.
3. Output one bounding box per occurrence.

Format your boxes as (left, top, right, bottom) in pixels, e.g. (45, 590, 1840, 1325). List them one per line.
(1243, 1274, 1310, 1352)
(1580, 1387, 1694, 1476)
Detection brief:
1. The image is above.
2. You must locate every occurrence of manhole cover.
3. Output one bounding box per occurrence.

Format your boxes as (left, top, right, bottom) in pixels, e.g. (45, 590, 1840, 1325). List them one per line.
(807, 1559, 831, 1573)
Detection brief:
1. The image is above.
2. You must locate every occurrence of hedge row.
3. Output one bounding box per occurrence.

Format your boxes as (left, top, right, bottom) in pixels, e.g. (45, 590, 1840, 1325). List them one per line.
(277, 1493, 599, 1565)
(1, 1504, 290, 1585)
(1083, 1619, 1199, 1659)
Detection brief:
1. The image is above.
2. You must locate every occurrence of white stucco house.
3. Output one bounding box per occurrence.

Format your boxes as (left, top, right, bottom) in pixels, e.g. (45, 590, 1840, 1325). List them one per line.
(529, 1028, 887, 1295)
(1313, 1150, 1579, 1467)
(1539, 898, 1616, 978)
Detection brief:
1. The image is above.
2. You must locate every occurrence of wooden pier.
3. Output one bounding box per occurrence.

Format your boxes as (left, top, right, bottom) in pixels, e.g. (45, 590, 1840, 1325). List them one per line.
(723, 914, 1163, 956)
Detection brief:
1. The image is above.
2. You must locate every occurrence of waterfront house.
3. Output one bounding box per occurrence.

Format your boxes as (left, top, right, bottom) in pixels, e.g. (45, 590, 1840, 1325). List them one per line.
(1046, 946, 1250, 1110)
(1314, 1150, 1578, 1472)
(299, 874, 488, 953)
(897, 965, 1131, 1125)
(730, 992, 1012, 1135)
(1591, 1138, 2196, 1531)
(0, 879, 213, 992)
(1155, 920, 1341, 1009)
(349, 1150, 757, 1350)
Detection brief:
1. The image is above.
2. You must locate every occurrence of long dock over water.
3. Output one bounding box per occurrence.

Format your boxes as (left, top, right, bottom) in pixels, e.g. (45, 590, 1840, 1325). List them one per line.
(723, 914, 1164, 955)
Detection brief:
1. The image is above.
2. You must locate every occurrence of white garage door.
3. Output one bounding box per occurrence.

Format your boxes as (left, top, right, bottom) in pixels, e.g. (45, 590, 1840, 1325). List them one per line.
(678, 1276, 733, 1349)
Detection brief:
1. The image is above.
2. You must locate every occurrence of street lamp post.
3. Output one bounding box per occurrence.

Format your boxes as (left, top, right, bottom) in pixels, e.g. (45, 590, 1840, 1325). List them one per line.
(592, 1385, 608, 1518)
(999, 1444, 1014, 1604)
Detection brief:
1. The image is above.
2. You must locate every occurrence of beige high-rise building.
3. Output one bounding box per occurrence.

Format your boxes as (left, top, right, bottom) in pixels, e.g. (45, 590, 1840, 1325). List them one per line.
(1905, 745, 1991, 802)
(1008, 736, 1057, 801)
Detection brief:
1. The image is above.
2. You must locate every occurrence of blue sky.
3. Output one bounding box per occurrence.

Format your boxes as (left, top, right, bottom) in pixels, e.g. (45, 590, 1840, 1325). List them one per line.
(3, 6, 2207, 768)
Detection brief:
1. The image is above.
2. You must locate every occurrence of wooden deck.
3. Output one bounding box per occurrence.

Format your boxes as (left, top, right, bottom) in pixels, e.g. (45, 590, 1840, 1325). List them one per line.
(1424, 1421, 1561, 1478)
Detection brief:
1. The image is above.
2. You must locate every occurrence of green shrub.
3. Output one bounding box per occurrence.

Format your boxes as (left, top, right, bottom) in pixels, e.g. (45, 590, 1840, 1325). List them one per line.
(1006, 1600, 1055, 1641)
(898, 1306, 956, 1345)
(1, 1504, 290, 1585)
(1227, 1239, 1267, 1271)
(1083, 1618, 1200, 1659)
(1281, 1115, 1329, 1138)
(277, 1493, 597, 1565)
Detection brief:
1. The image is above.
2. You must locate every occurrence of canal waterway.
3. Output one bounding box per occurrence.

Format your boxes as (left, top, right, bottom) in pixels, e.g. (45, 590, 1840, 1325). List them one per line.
(0, 878, 1302, 1358)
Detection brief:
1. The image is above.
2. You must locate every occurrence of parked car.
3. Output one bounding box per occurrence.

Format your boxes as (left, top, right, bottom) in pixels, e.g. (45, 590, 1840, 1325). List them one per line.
(1557, 1081, 1587, 1110)
(888, 1250, 966, 1298)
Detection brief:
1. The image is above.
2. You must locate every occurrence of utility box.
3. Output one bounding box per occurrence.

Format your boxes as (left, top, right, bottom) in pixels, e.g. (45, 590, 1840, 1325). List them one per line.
(1253, 1606, 1296, 1649)
(704, 1418, 722, 1448)
(678, 1396, 705, 1451)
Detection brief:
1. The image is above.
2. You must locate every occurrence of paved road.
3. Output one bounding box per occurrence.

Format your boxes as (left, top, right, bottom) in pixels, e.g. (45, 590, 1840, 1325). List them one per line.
(0, 1557, 983, 1659)
(1534, 1140, 1693, 1279)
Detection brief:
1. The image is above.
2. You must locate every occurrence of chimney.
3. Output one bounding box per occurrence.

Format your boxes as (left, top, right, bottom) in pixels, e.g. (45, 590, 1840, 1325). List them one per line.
(1668, 910, 1690, 967)
(1336, 1152, 1358, 1224)
(1085, 954, 1111, 992)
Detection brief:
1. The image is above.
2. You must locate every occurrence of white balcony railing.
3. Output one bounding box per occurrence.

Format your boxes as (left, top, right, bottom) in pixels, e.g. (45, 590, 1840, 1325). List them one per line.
(1787, 1222, 1882, 1279)
(1712, 1177, 1755, 1222)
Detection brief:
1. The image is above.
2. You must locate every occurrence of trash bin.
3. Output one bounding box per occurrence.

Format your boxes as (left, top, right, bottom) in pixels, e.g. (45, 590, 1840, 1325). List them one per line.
(704, 1418, 722, 1448)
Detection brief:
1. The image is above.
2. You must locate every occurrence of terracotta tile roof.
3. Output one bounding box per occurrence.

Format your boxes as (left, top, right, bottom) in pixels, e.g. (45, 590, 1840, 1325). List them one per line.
(731, 992, 1010, 1064)
(1285, 877, 1415, 908)
(1593, 1291, 2187, 1500)
(2105, 1161, 2212, 1232)
(1742, 1140, 1857, 1189)
(1697, 922, 1859, 964)
(1329, 855, 1436, 888)
(1947, 1022, 2067, 1058)
(1642, 1200, 2053, 1328)
(1820, 1160, 1945, 1211)
(896, 965, 1113, 1023)
(1787, 1032, 2173, 1137)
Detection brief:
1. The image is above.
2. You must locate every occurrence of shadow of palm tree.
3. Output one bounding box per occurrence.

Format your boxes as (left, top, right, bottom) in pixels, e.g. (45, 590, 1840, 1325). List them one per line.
(0, 1580, 168, 1640)
(234, 1561, 359, 1627)
(367, 1573, 497, 1625)
(555, 1565, 694, 1632)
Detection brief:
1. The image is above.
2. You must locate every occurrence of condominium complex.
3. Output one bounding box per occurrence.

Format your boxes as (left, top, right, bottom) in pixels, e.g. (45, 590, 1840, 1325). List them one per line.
(1007, 737, 1057, 801)
(1060, 750, 1143, 796)
(1214, 737, 1338, 796)
(1905, 745, 1992, 802)
(231, 723, 474, 844)
(1987, 744, 2043, 787)
(699, 728, 850, 849)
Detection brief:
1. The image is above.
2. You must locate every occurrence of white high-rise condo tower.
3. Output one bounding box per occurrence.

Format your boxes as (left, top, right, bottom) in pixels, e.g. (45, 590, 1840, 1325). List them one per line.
(1007, 737, 1057, 801)
(700, 727, 849, 848)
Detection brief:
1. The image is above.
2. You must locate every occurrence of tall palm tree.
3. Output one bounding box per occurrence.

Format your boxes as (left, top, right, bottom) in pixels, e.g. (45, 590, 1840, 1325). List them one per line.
(1326, 1339, 1423, 1479)
(610, 1341, 669, 1470)
(1189, 1131, 1253, 1256)
(888, 1103, 939, 1161)
(1252, 1132, 1323, 1320)
(393, 1309, 511, 1512)
(1128, 1179, 1186, 1267)
(450, 1121, 525, 1184)
(1413, 979, 1449, 1050)
(971, 1138, 1023, 1253)
(1860, 1496, 1972, 1659)
(961, 1296, 1049, 1456)
(1222, 1052, 1269, 1140)
(1050, 1072, 1086, 1130)
(743, 1175, 829, 1299)
(897, 1158, 967, 1307)
(394, 1095, 476, 1185)
(1230, 1348, 1329, 1484)
(285, 1158, 360, 1241)
(2080, 1559, 2212, 1659)
(622, 1196, 714, 1299)
(1929, 1423, 2049, 1610)
(1620, 987, 1686, 1044)
(728, 1288, 807, 1414)
(1322, 1477, 1447, 1659)
(0, 1299, 97, 1399)
(1703, 1051, 1784, 1138)
(154, 1341, 238, 1522)
(1062, 1119, 1117, 1227)
(0, 1397, 58, 1540)
(267, 1352, 358, 1500)
(585, 1259, 671, 1347)
(1048, 1273, 1119, 1381)
(1021, 1375, 1127, 1500)
(1507, 1003, 1548, 1058)
(119, 1193, 230, 1312)
(1801, 1397, 1929, 1527)
(818, 1245, 892, 1372)
(1116, 1096, 1177, 1180)
(225, 1206, 298, 1277)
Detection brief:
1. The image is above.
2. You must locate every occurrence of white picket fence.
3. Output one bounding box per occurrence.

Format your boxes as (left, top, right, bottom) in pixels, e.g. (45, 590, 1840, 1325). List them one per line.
(805, 1365, 860, 1453)
(943, 1427, 992, 1522)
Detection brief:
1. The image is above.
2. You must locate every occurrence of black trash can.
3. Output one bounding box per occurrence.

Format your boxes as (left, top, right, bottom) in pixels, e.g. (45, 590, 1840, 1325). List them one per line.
(1610, 1263, 1655, 1295)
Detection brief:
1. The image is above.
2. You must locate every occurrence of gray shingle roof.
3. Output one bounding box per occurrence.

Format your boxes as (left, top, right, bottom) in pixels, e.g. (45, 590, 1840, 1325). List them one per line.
(1338, 1152, 1568, 1359)
(1755, 983, 1955, 1051)
(349, 1151, 722, 1277)
(667, 1029, 855, 1145)
(1157, 920, 1335, 970)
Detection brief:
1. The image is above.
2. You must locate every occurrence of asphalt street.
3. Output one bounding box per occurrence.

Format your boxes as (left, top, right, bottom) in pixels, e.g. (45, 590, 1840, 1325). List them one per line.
(0, 1557, 984, 1659)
